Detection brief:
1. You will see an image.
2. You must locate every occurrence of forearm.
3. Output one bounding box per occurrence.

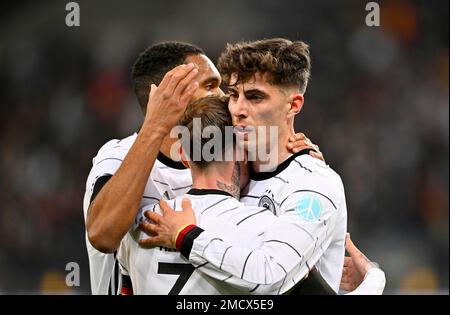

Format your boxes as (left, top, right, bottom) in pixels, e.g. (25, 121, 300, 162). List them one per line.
(176, 217, 334, 294)
(189, 229, 298, 294)
(86, 63, 199, 253)
(87, 127, 165, 253)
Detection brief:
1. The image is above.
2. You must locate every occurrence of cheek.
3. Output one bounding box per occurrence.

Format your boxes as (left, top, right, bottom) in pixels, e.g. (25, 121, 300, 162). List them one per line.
(253, 107, 274, 124)
(228, 101, 237, 115)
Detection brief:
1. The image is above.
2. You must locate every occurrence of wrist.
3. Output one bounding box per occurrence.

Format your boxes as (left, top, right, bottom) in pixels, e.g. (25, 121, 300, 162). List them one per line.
(142, 118, 172, 136)
(173, 224, 204, 258)
(172, 224, 195, 249)
(137, 125, 166, 147)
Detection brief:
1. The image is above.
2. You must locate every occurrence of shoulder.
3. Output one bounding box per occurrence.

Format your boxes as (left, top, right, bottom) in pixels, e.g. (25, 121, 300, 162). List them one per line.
(277, 155, 346, 212)
(291, 154, 344, 192)
(94, 133, 137, 162)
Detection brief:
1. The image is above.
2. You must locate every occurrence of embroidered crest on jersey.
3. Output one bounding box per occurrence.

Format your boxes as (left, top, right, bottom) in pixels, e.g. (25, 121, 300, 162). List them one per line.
(258, 190, 277, 214)
(295, 196, 322, 222)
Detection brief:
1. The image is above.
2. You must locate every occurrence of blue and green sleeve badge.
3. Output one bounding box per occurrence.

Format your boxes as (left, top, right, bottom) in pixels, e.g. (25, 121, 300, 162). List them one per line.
(295, 196, 323, 222)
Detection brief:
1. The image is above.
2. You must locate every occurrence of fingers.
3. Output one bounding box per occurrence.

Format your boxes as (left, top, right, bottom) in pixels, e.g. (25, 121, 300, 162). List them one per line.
(158, 63, 193, 92)
(173, 66, 199, 100)
(287, 133, 306, 150)
(339, 281, 355, 292)
(139, 220, 159, 236)
(181, 198, 193, 212)
(159, 199, 175, 216)
(145, 84, 158, 116)
(144, 210, 161, 224)
(139, 236, 164, 248)
(165, 63, 197, 97)
(342, 266, 349, 277)
(289, 133, 306, 142)
(178, 82, 199, 107)
(345, 233, 361, 256)
(343, 256, 353, 267)
(287, 133, 317, 152)
(149, 84, 157, 99)
(310, 151, 325, 161)
(181, 198, 196, 224)
(287, 140, 306, 150)
(287, 140, 310, 151)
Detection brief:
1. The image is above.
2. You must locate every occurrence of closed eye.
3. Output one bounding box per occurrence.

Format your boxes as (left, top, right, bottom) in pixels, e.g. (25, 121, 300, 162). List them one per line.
(227, 87, 239, 100)
(203, 78, 220, 91)
(245, 92, 266, 103)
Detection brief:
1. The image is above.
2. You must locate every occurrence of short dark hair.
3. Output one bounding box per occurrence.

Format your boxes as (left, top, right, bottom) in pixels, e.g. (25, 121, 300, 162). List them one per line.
(132, 41, 204, 113)
(179, 95, 232, 169)
(217, 38, 311, 93)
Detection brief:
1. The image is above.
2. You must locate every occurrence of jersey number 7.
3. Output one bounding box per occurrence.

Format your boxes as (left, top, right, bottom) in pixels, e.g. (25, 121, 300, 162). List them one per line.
(158, 262, 195, 295)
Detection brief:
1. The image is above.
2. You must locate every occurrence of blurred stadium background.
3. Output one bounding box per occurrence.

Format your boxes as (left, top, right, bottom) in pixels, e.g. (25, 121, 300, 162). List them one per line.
(0, 0, 447, 294)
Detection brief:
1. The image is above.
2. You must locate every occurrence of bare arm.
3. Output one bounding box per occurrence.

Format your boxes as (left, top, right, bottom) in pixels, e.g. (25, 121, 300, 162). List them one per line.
(86, 63, 199, 253)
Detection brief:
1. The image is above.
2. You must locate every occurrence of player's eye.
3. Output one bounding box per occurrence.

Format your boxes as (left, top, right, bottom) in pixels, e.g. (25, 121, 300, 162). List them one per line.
(248, 94, 264, 103)
(228, 91, 238, 100)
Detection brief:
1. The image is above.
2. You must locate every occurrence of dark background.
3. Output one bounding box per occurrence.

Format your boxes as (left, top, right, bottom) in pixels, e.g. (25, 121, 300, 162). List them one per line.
(0, 0, 448, 294)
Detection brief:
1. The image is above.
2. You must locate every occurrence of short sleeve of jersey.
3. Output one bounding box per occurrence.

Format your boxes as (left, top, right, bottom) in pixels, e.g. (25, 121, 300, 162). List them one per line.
(90, 139, 129, 185)
(83, 137, 134, 218)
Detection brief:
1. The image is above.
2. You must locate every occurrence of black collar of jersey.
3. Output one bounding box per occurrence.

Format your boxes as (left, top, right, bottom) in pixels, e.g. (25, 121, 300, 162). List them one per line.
(187, 188, 233, 198)
(249, 148, 313, 181)
(157, 152, 186, 170)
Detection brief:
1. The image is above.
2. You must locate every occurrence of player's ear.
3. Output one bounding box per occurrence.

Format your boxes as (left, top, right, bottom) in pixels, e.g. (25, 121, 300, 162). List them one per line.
(179, 146, 190, 169)
(287, 94, 304, 118)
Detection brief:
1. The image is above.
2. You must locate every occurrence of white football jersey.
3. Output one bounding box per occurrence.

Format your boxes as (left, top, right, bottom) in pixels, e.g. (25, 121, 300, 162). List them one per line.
(118, 190, 281, 294)
(83, 133, 192, 294)
(120, 185, 347, 295)
(239, 151, 348, 292)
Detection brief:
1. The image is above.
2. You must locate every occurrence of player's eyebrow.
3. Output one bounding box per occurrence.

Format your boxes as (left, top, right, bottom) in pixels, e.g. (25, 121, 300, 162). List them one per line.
(202, 76, 220, 85)
(243, 89, 269, 99)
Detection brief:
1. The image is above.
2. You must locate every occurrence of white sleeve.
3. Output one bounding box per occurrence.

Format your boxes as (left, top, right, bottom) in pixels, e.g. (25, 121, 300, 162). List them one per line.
(117, 237, 129, 276)
(343, 268, 386, 295)
(84, 140, 126, 208)
(82, 140, 129, 295)
(90, 139, 128, 181)
(187, 191, 341, 294)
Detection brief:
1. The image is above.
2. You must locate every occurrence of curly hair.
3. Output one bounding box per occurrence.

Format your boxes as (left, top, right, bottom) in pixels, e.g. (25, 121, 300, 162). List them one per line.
(217, 38, 311, 93)
(132, 41, 204, 113)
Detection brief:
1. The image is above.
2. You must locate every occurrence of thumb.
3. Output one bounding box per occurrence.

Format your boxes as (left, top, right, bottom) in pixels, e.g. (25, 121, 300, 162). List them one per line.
(159, 199, 174, 216)
(181, 198, 193, 214)
(181, 198, 196, 225)
(149, 84, 157, 99)
(345, 233, 360, 255)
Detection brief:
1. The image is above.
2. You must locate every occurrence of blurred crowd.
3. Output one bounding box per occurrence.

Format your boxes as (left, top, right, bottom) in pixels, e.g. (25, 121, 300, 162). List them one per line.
(0, 0, 448, 293)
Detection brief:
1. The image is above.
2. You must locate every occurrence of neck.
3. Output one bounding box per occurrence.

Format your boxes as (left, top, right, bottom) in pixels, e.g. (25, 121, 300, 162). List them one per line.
(252, 128, 293, 172)
(191, 162, 240, 199)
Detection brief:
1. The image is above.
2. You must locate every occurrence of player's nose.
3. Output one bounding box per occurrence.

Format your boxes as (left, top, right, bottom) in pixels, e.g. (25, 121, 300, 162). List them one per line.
(217, 88, 225, 97)
(231, 98, 248, 119)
